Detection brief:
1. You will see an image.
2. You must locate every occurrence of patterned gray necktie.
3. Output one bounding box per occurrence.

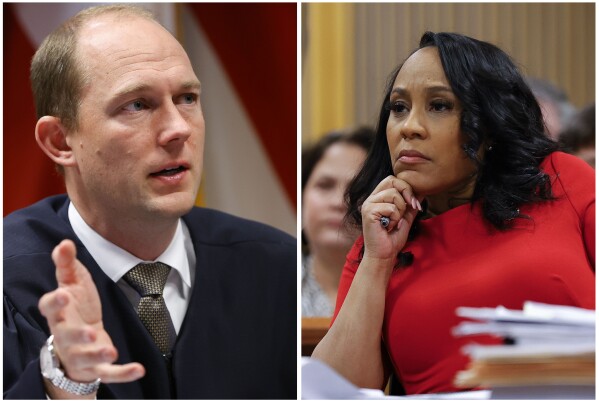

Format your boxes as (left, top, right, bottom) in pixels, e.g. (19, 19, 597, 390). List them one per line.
(123, 262, 176, 355)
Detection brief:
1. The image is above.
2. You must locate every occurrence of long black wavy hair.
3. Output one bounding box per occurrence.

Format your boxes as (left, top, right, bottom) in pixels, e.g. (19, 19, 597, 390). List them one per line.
(346, 31, 558, 241)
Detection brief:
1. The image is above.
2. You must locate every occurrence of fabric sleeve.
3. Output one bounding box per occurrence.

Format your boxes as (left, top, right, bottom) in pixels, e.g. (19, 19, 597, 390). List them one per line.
(549, 152, 595, 271)
(331, 236, 364, 324)
(3, 295, 48, 399)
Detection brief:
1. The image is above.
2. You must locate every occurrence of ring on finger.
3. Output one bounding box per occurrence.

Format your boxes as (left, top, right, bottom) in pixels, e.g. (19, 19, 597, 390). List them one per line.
(380, 216, 390, 228)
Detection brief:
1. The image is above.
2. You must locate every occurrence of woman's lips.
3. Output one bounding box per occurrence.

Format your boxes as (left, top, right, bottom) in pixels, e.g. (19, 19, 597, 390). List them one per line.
(398, 150, 430, 164)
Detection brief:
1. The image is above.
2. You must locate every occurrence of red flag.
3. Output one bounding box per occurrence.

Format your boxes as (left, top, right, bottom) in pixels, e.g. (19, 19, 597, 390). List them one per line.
(3, 4, 65, 216)
(188, 3, 296, 207)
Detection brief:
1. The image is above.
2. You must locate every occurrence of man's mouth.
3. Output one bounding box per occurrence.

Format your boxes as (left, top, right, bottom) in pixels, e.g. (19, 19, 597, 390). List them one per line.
(150, 165, 187, 177)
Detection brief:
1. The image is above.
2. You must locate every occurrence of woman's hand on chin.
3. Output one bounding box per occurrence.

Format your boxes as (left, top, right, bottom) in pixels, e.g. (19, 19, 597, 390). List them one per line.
(361, 176, 422, 266)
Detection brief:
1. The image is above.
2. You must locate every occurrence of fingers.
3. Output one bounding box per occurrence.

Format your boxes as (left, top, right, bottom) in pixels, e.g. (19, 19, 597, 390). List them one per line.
(51, 240, 101, 323)
(46, 324, 116, 380)
(397, 206, 419, 237)
(54, 324, 98, 345)
(366, 188, 408, 231)
(52, 239, 81, 286)
(364, 176, 422, 232)
(371, 176, 423, 213)
(39, 288, 71, 326)
(63, 360, 145, 384)
(59, 341, 118, 372)
(52, 327, 145, 384)
(40, 240, 144, 386)
(95, 362, 145, 383)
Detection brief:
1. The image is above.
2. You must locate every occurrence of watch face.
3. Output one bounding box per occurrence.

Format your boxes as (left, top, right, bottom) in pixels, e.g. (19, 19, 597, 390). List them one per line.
(39, 335, 100, 395)
(40, 343, 56, 379)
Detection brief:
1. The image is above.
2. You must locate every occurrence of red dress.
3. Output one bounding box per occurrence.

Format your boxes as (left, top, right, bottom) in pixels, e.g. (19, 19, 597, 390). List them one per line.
(333, 152, 595, 395)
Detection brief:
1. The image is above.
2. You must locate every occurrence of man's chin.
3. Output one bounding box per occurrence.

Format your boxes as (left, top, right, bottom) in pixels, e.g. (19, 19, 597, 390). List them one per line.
(147, 192, 197, 218)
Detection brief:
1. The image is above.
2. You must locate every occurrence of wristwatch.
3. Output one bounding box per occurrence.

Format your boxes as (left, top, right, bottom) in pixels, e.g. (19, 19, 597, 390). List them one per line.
(40, 335, 101, 395)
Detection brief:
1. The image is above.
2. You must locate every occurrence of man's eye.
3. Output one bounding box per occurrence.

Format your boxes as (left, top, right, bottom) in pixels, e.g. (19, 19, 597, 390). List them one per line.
(181, 94, 197, 104)
(123, 100, 147, 112)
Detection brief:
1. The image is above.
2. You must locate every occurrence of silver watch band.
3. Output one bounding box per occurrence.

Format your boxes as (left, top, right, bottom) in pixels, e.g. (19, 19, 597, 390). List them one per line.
(41, 335, 101, 396)
(50, 373, 101, 396)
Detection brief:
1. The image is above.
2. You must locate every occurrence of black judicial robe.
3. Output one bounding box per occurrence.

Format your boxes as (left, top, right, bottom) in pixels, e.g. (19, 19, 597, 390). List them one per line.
(4, 195, 297, 399)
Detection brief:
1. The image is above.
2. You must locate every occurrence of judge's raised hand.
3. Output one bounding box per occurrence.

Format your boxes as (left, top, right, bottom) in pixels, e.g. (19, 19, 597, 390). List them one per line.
(38, 240, 145, 398)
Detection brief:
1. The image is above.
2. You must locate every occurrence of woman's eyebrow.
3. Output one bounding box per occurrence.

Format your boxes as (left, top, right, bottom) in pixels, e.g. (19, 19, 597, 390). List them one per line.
(425, 85, 453, 94)
(390, 85, 453, 97)
(390, 87, 407, 97)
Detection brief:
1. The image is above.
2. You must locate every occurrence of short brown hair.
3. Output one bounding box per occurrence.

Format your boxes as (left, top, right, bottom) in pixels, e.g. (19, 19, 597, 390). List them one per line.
(30, 5, 155, 131)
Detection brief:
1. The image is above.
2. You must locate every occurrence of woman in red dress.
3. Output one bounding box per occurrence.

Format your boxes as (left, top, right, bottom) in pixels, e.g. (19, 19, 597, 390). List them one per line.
(311, 32, 595, 395)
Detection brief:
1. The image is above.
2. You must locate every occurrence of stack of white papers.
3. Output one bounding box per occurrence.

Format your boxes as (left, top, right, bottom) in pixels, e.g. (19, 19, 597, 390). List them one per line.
(452, 302, 595, 389)
(301, 357, 394, 400)
(301, 357, 491, 400)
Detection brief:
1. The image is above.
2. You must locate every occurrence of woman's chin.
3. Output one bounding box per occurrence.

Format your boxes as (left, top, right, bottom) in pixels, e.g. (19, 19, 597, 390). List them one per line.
(395, 171, 427, 195)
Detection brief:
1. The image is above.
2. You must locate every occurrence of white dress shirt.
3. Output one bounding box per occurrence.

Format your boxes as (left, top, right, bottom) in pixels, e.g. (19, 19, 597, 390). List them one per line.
(68, 202, 195, 333)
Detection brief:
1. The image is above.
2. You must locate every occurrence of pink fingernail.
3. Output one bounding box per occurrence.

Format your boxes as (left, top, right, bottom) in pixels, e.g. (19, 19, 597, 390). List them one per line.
(411, 197, 417, 210)
(416, 199, 423, 212)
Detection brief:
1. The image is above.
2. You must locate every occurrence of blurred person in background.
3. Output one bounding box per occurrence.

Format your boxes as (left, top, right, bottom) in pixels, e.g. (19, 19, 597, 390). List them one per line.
(559, 102, 595, 168)
(527, 77, 576, 140)
(302, 128, 374, 317)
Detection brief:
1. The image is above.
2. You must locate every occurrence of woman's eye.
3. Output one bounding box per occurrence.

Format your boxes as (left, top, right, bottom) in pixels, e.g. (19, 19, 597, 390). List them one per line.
(123, 100, 147, 112)
(315, 178, 335, 191)
(430, 100, 453, 112)
(387, 101, 409, 114)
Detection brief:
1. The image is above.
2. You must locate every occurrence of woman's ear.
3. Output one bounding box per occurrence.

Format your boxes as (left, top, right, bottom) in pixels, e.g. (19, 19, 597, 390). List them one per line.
(35, 116, 77, 167)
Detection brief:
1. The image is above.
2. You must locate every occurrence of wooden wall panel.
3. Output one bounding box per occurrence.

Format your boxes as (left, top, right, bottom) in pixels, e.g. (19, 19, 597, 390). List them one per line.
(303, 3, 594, 141)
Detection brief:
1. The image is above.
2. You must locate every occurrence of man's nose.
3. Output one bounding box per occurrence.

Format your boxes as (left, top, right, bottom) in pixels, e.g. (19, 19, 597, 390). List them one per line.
(156, 102, 192, 146)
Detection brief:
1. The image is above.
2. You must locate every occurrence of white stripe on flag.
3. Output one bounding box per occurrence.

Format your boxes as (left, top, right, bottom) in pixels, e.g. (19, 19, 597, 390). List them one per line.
(182, 11, 296, 236)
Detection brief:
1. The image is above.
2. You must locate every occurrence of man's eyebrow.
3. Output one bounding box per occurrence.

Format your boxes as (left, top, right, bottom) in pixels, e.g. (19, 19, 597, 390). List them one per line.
(181, 80, 202, 92)
(113, 80, 202, 99)
(113, 83, 152, 99)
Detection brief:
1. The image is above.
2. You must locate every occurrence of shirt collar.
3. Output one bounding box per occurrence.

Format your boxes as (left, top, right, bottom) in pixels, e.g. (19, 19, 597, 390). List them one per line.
(68, 201, 192, 288)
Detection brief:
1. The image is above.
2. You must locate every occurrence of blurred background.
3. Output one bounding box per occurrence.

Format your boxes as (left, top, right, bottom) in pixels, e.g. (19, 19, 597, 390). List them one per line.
(4, 3, 297, 235)
(302, 2, 595, 144)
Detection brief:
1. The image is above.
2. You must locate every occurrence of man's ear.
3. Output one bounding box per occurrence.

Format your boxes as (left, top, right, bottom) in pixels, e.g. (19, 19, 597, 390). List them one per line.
(35, 116, 77, 167)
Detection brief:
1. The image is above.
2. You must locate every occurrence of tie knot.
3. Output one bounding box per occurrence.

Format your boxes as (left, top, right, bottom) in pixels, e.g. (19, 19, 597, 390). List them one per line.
(124, 262, 171, 297)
